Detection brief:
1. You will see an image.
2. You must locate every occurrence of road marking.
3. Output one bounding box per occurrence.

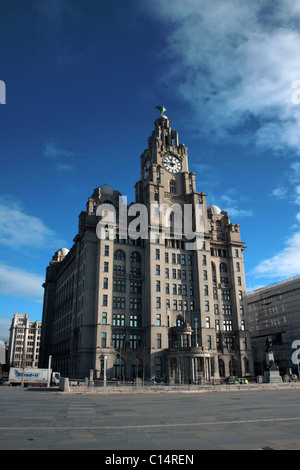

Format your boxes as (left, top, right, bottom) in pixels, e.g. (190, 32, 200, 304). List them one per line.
(1, 416, 300, 431)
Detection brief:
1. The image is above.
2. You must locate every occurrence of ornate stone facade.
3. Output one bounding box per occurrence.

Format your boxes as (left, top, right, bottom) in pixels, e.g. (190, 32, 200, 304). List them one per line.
(39, 114, 254, 382)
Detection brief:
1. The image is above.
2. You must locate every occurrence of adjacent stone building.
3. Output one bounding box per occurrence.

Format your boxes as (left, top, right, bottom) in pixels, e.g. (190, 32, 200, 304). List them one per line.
(39, 111, 254, 382)
(8, 312, 41, 368)
(246, 276, 300, 376)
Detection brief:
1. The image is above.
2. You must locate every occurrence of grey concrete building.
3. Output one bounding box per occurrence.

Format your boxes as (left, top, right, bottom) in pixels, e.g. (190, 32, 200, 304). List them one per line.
(246, 276, 300, 376)
(39, 112, 254, 382)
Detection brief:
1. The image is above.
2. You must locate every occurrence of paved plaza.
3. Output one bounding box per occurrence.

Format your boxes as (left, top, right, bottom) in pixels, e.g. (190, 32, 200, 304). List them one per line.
(1, 386, 300, 450)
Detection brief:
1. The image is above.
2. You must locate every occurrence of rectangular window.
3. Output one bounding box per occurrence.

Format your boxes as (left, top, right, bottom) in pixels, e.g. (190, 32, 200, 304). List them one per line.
(101, 332, 107, 348)
(113, 297, 125, 309)
(221, 290, 231, 300)
(112, 333, 124, 349)
(156, 297, 161, 308)
(156, 265, 160, 275)
(103, 295, 108, 306)
(102, 312, 107, 325)
(130, 298, 142, 310)
(130, 314, 140, 327)
(112, 314, 125, 326)
(157, 334, 162, 349)
(104, 245, 109, 256)
(130, 281, 141, 293)
(224, 319, 233, 331)
(156, 249, 160, 260)
(222, 305, 232, 315)
(156, 314, 161, 326)
(104, 262, 109, 272)
(130, 334, 141, 349)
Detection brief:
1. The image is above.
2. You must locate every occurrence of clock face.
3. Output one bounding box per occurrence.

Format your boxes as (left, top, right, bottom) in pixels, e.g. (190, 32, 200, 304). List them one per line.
(143, 160, 151, 180)
(162, 154, 182, 174)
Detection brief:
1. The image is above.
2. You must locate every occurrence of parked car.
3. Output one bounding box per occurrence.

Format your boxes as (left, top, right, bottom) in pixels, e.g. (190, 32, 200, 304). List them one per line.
(0, 378, 9, 386)
(227, 378, 248, 385)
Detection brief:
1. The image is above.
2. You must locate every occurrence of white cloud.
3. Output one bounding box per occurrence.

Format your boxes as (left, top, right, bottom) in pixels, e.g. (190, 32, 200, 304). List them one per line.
(43, 141, 79, 159)
(252, 230, 300, 279)
(0, 263, 44, 299)
(0, 195, 65, 251)
(271, 187, 288, 199)
(148, 0, 300, 155)
(212, 191, 254, 219)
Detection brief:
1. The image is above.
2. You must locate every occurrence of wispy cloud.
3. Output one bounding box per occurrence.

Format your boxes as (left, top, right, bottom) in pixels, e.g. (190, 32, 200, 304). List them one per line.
(252, 230, 300, 279)
(43, 140, 83, 172)
(43, 141, 79, 160)
(147, 0, 300, 156)
(208, 190, 254, 219)
(0, 263, 44, 299)
(0, 195, 65, 251)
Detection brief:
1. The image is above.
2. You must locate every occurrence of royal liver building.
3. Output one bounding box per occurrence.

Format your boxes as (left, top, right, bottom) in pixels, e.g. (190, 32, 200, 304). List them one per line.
(40, 109, 254, 382)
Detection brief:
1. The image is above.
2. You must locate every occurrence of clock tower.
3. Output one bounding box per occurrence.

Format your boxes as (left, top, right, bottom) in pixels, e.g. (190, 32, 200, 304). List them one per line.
(135, 111, 197, 207)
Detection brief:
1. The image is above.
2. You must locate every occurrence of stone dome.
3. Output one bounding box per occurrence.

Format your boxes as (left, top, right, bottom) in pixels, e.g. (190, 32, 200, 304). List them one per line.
(58, 248, 69, 257)
(208, 205, 222, 215)
(100, 184, 114, 195)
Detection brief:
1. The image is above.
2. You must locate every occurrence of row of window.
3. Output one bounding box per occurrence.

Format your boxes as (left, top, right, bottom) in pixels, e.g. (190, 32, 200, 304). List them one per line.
(101, 329, 246, 351)
(101, 332, 162, 349)
(157, 266, 194, 280)
(207, 318, 246, 331)
(103, 297, 143, 310)
(103, 294, 244, 315)
(103, 279, 143, 293)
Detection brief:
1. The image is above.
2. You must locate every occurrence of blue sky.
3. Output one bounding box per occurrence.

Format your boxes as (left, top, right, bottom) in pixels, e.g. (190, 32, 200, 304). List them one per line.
(1, 0, 300, 341)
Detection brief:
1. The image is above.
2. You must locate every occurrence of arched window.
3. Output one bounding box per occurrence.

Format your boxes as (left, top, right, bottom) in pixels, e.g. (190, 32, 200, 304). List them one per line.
(114, 249, 125, 261)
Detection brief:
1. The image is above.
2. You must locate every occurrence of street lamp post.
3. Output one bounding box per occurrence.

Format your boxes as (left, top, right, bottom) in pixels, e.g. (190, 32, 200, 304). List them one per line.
(47, 355, 52, 388)
(104, 355, 107, 388)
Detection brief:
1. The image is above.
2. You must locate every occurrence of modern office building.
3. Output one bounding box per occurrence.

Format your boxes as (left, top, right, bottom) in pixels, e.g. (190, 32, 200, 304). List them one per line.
(39, 110, 254, 382)
(8, 312, 41, 368)
(246, 276, 300, 375)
